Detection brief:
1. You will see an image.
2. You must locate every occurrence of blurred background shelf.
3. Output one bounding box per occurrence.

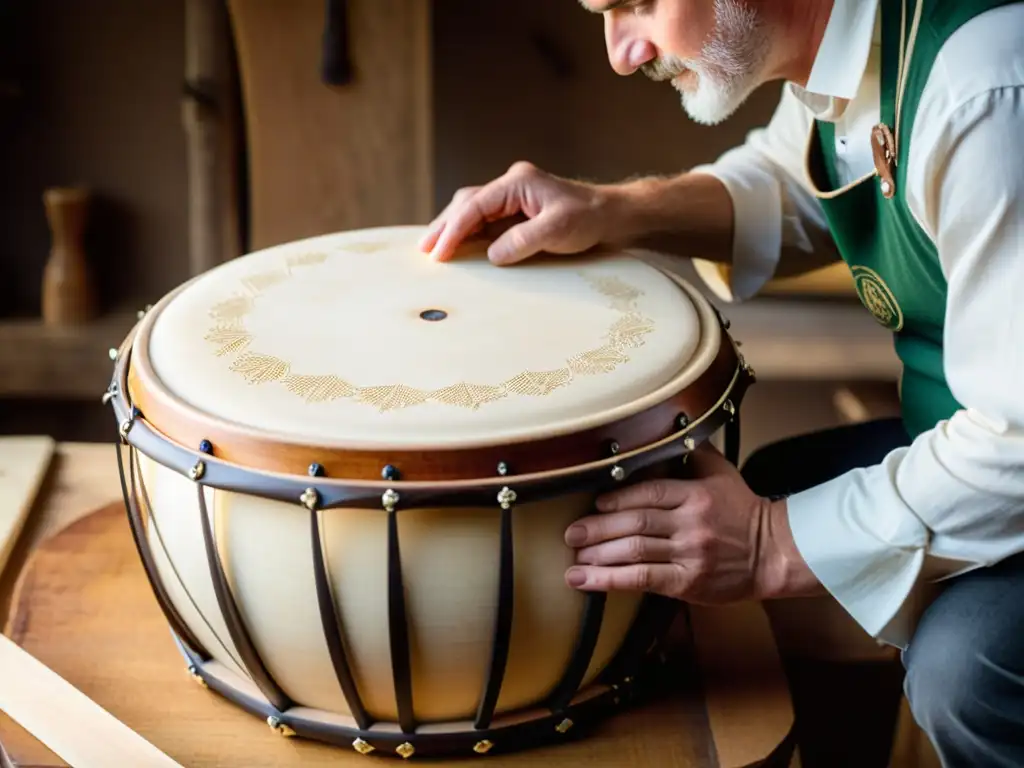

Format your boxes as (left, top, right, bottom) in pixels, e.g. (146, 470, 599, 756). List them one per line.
(0, 306, 139, 400)
(720, 298, 900, 381)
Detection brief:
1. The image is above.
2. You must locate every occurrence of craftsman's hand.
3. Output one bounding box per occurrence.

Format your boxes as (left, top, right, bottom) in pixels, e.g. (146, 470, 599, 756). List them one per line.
(419, 161, 614, 265)
(564, 445, 822, 604)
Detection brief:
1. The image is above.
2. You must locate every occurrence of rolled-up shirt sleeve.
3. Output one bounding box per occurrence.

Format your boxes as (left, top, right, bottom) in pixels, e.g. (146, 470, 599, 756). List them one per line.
(690, 86, 836, 302)
(785, 84, 1024, 648)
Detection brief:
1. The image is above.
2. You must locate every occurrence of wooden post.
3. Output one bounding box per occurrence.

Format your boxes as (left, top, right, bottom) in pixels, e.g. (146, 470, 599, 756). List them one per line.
(183, 0, 241, 276)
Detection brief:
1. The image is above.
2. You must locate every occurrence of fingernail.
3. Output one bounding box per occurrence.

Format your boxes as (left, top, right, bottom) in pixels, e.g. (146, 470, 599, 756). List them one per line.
(565, 524, 587, 547)
(566, 568, 586, 588)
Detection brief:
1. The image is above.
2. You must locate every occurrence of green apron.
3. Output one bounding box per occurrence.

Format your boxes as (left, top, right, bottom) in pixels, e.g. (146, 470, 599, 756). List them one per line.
(805, 0, 1020, 438)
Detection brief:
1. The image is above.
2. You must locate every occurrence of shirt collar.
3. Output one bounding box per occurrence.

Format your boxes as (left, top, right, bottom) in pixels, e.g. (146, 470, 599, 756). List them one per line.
(788, 0, 882, 120)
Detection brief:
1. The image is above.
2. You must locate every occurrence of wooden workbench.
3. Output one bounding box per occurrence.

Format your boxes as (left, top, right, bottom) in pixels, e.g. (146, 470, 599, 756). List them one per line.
(0, 442, 798, 767)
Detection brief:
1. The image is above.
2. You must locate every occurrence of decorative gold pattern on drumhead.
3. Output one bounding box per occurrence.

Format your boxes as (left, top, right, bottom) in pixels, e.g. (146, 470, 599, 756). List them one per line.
(473, 740, 495, 754)
(850, 265, 904, 332)
(202, 254, 657, 412)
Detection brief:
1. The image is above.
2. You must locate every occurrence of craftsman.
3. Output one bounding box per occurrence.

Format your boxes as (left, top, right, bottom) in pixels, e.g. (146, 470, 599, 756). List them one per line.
(419, 1, 1024, 765)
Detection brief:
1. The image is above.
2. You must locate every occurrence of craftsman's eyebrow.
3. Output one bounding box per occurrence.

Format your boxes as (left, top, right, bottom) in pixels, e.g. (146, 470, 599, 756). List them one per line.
(579, 0, 632, 12)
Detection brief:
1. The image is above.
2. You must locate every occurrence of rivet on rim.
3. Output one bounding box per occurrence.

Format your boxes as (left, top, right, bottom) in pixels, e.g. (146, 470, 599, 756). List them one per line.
(610, 465, 625, 481)
(119, 419, 133, 442)
(723, 400, 735, 416)
(300, 487, 320, 511)
(108, 347, 119, 361)
(497, 461, 509, 476)
(199, 439, 213, 455)
(381, 464, 400, 481)
(556, 718, 574, 734)
(352, 738, 375, 755)
(266, 716, 296, 737)
(382, 488, 400, 512)
(684, 438, 696, 451)
(676, 413, 690, 430)
(188, 460, 206, 481)
(497, 486, 517, 509)
(396, 742, 415, 759)
(186, 664, 207, 688)
(474, 740, 494, 754)
(308, 462, 325, 477)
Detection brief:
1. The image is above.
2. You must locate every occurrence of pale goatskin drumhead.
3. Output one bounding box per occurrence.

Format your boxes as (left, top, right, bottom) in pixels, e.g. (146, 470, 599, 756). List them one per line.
(139, 225, 717, 450)
(128, 225, 725, 734)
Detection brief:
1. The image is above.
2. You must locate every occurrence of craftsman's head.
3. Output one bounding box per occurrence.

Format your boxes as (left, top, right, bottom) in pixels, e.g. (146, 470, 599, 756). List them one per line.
(581, 0, 799, 125)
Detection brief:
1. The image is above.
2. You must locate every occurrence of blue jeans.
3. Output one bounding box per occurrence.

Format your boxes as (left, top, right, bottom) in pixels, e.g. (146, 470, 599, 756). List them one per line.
(742, 419, 1024, 768)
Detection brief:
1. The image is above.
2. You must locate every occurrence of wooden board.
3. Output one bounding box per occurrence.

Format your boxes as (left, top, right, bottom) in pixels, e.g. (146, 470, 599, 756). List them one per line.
(1, 503, 795, 767)
(0, 436, 55, 576)
(227, 0, 433, 251)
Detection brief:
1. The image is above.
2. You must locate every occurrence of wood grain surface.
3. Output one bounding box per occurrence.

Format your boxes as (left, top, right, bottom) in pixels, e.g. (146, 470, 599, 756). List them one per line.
(0, 501, 794, 767)
(227, 0, 433, 250)
(0, 437, 54, 578)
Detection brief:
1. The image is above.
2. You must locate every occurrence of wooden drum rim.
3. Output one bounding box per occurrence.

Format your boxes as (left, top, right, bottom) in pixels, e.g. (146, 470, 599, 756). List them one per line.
(116, 268, 750, 484)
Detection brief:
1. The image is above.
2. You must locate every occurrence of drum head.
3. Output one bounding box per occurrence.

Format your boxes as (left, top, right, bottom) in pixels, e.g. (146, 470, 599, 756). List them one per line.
(131, 226, 720, 452)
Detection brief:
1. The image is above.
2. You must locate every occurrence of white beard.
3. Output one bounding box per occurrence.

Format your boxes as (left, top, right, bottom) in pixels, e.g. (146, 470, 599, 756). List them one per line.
(644, 0, 771, 126)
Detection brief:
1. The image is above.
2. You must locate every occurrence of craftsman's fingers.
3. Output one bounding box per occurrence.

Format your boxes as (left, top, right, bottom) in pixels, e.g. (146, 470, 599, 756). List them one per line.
(595, 478, 697, 513)
(428, 176, 528, 262)
(574, 535, 678, 566)
(487, 209, 568, 265)
(565, 563, 687, 596)
(565, 508, 677, 548)
(419, 186, 480, 252)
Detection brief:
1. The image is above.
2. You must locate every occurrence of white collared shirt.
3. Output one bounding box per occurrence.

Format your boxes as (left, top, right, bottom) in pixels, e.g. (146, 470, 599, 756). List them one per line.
(692, 0, 1024, 648)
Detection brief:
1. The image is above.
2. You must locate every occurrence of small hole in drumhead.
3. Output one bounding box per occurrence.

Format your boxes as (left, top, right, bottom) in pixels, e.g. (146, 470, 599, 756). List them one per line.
(419, 309, 448, 322)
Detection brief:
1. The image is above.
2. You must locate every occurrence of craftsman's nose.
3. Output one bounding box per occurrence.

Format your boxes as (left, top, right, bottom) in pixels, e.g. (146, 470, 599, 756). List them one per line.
(604, 15, 657, 75)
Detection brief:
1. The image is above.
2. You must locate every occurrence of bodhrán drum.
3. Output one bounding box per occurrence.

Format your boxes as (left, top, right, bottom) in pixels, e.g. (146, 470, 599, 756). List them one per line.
(105, 225, 754, 759)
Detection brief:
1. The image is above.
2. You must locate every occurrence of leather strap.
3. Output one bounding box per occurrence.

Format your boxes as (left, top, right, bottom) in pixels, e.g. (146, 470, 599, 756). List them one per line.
(0, 634, 184, 767)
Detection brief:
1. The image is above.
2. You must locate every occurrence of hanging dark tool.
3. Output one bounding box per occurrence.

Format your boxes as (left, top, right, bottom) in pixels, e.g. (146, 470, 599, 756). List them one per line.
(321, 0, 353, 85)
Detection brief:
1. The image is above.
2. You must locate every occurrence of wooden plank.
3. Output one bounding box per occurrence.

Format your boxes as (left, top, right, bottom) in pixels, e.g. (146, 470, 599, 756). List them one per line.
(0, 634, 184, 768)
(0, 443, 120, 625)
(0, 436, 55, 579)
(227, 0, 433, 250)
(183, 0, 242, 274)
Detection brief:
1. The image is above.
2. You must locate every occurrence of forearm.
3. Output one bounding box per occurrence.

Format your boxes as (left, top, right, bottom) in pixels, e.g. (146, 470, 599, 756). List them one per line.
(597, 172, 736, 263)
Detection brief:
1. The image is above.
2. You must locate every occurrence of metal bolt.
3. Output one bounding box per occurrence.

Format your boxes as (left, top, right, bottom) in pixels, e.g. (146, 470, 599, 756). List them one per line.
(497, 486, 517, 509)
(300, 487, 320, 511)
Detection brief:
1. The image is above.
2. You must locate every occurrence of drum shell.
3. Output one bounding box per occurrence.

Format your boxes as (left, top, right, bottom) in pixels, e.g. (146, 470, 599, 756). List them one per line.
(135, 451, 649, 725)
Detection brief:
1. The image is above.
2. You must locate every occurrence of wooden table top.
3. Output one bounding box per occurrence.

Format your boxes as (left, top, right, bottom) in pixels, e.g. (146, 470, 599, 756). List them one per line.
(0, 442, 797, 768)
